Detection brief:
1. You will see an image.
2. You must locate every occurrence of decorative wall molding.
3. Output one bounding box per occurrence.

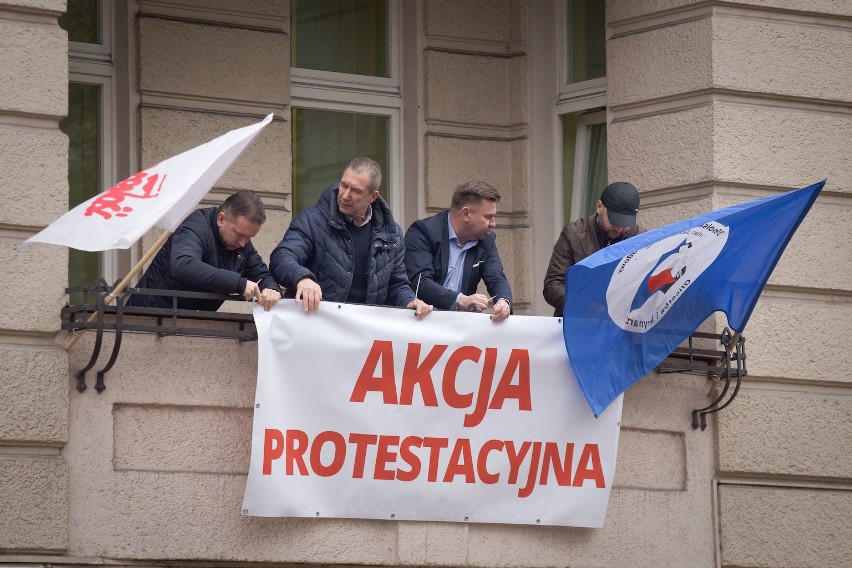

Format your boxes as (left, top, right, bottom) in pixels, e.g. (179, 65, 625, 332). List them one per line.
(610, 1, 852, 39)
(139, 92, 285, 118)
(611, 89, 852, 124)
(425, 120, 527, 141)
(139, 0, 286, 31)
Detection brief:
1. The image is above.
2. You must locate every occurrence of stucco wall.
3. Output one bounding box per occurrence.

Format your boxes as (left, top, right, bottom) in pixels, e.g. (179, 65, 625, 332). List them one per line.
(607, 2, 852, 567)
(0, 0, 70, 554)
(422, 0, 531, 314)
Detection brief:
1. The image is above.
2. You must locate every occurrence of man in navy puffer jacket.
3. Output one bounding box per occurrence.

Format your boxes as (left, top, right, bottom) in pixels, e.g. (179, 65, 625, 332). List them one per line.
(270, 157, 431, 319)
(128, 191, 281, 311)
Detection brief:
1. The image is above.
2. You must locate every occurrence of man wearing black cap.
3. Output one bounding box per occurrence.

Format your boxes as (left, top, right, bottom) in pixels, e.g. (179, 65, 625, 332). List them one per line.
(543, 182, 641, 316)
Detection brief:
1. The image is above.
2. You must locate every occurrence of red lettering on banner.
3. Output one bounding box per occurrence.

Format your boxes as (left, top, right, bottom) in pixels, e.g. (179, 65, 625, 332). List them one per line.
(84, 167, 166, 220)
(286, 429, 309, 476)
(396, 436, 423, 481)
(350, 341, 398, 404)
(374, 435, 400, 480)
(463, 348, 497, 427)
(400, 344, 446, 406)
(261, 429, 608, 498)
(348, 432, 378, 478)
(310, 430, 346, 477)
(476, 439, 504, 484)
(421, 437, 449, 482)
(505, 440, 532, 485)
(443, 438, 475, 483)
(489, 349, 532, 412)
(351, 341, 532, 428)
(442, 346, 480, 409)
(518, 441, 542, 498)
(572, 444, 604, 488)
(539, 442, 574, 486)
(262, 428, 284, 475)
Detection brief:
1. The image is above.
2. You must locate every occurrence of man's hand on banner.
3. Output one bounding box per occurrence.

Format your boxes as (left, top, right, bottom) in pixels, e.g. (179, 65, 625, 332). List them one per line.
(491, 298, 511, 322)
(295, 277, 322, 312)
(257, 287, 281, 311)
(243, 280, 262, 303)
(459, 293, 489, 312)
(407, 298, 433, 320)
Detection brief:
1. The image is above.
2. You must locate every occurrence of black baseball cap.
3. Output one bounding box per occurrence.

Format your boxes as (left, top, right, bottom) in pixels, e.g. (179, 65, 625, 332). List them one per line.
(600, 182, 640, 228)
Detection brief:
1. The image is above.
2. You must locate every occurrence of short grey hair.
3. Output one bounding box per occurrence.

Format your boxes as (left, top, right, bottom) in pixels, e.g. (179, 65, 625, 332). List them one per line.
(346, 156, 383, 192)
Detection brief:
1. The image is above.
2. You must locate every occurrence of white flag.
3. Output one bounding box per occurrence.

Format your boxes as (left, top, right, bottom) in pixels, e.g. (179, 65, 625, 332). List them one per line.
(20, 113, 273, 251)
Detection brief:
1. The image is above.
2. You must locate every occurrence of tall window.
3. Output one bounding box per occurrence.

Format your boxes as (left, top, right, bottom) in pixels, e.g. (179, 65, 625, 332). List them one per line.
(557, 0, 607, 223)
(59, 0, 115, 299)
(290, 0, 401, 215)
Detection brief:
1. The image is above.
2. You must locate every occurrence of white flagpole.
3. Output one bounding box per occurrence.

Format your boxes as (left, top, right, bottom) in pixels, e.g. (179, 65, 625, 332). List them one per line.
(63, 230, 172, 352)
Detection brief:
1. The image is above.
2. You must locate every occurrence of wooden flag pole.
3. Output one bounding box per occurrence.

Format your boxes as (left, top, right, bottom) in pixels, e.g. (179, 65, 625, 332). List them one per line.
(63, 230, 172, 352)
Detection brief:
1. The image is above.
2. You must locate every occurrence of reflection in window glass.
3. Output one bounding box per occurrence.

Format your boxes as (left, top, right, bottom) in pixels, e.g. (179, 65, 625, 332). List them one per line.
(292, 108, 390, 214)
(291, 0, 388, 77)
(583, 123, 608, 214)
(62, 83, 102, 300)
(561, 113, 579, 222)
(292, 108, 389, 214)
(59, 0, 100, 44)
(567, 0, 606, 83)
(561, 111, 607, 222)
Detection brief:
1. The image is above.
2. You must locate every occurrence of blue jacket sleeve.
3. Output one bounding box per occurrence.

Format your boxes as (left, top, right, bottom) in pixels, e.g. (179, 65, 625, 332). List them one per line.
(481, 235, 513, 305)
(269, 210, 318, 291)
(170, 223, 243, 294)
(404, 219, 458, 310)
(387, 230, 416, 307)
(242, 242, 282, 294)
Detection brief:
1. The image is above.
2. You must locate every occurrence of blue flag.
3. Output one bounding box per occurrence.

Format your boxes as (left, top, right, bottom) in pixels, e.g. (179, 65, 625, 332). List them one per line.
(564, 180, 825, 416)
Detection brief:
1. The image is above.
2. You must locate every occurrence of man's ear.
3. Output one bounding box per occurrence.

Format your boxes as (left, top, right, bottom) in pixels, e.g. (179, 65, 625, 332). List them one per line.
(216, 211, 226, 227)
(370, 190, 379, 203)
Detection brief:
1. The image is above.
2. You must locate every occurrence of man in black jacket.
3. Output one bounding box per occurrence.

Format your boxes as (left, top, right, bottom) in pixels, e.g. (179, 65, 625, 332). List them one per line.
(128, 191, 281, 311)
(404, 180, 512, 322)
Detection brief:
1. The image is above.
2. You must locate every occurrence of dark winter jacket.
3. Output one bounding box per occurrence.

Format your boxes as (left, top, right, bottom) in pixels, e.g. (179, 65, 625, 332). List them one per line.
(404, 210, 512, 310)
(128, 207, 280, 311)
(269, 185, 415, 307)
(543, 213, 639, 317)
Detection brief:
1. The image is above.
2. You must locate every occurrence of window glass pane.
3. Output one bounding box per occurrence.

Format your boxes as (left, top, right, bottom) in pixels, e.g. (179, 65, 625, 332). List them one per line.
(62, 83, 102, 300)
(292, 108, 389, 214)
(583, 123, 608, 216)
(59, 0, 101, 45)
(561, 113, 579, 222)
(567, 0, 606, 83)
(561, 111, 607, 222)
(291, 0, 388, 77)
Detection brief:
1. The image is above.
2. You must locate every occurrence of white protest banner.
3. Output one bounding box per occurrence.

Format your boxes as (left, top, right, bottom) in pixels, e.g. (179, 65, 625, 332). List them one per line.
(243, 302, 623, 527)
(21, 113, 273, 252)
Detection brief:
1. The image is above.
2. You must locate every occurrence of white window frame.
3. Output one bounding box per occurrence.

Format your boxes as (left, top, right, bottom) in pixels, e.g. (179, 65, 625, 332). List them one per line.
(554, 0, 608, 226)
(289, 0, 403, 216)
(556, 0, 607, 107)
(67, 0, 119, 284)
(569, 110, 607, 220)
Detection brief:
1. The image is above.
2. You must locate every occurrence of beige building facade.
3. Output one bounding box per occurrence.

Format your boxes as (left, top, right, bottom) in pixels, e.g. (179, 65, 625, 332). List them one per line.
(1, 1, 850, 567)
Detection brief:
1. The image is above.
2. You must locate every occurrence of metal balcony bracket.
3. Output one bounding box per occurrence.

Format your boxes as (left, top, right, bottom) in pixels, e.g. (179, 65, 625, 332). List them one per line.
(655, 329, 747, 431)
(62, 282, 258, 393)
(71, 279, 110, 393)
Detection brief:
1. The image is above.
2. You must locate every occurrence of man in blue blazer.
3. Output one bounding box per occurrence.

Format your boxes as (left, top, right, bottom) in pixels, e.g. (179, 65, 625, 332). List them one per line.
(404, 180, 512, 322)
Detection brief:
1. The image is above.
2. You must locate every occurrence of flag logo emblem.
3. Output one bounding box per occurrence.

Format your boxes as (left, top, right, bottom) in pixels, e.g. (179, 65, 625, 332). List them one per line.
(606, 222, 728, 333)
